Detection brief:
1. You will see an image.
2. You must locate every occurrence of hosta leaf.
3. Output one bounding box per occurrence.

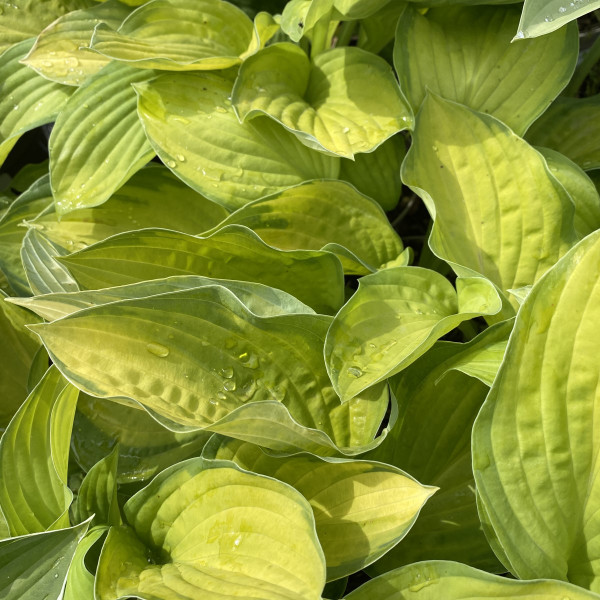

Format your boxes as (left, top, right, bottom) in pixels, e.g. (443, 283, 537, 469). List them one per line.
(64, 526, 108, 600)
(72, 446, 121, 528)
(0, 521, 90, 600)
(204, 180, 404, 274)
(134, 71, 340, 211)
(339, 135, 404, 211)
(0, 0, 94, 54)
(332, 0, 391, 19)
(96, 458, 326, 600)
(357, 1, 406, 55)
(0, 366, 78, 536)
(346, 561, 600, 599)
(89, 0, 257, 71)
(10, 159, 49, 193)
(394, 5, 577, 136)
(526, 94, 600, 171)
(21, 229, 79, 295)
(0, 292, 43, 431)
(22, 0, 132, 86)
(0, 175, 52, 295)
(0, 39, 73, 168)
(518, 0, 600, 39)
(8, 275, 315, 322)
(280, 0, 334, 42)
(473, 229, 600, 588)
(205, 436, 436, 580)
(403, 94, 578, 300)
(58, 226, 344, 314)
(233, 43, 411, 158)
(367, 324, 514, 575)
(30, 286, 387, 454)
(72, 394, 211, 483)
(49, 61, 156, 215)
(31, 164, 228, 251)
(538, 147, 600, 237)
(325, 266, 502, 402)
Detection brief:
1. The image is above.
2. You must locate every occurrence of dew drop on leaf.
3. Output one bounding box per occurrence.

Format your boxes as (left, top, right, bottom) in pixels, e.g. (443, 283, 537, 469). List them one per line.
(146, 342, 170, 357)
(347, 366, 363, 378)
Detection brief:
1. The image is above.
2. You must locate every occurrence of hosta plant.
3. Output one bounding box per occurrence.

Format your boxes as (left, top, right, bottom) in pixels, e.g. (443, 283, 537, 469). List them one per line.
(1, 0, 600, 599)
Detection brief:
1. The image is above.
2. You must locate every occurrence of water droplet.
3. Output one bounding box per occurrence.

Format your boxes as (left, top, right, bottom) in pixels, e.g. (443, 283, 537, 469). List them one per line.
(342, 126, 350, 134)
(54, 574, 59, 579)
(216, 392, 227, 401)
(42, 60, 52, 67)
(558, 5, 567, 12)
(166, 159, 176, 168)
(12, 104, 18, 111)
(215, 106, 227, 113)
(223, 380, 237, 392)
(176, 154, 186, 162)
(544, 15, 553, 22)
(146, 342, 169, 357)
(238, 351, 259, 369)
(83, 103, 89, 109)
(65, 56, 79, 67)
(513, 30, 526, 40)
(347, 366, 363, 378)
(432, 145, 438, 152)
(219, 367, 234, 379)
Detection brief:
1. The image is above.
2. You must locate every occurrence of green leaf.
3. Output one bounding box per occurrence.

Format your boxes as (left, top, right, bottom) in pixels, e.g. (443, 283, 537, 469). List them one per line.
(339, 135, 405, 211)
(394, 5, 577, 136)
(95, 458, 326, 600)
(345, 560, 600, 599)
(72, 393, 211, 483)
(10, 159, 49, 193)
(325, 266, 502, 402)
(233, 43, 411, 158)
(22, 0, 131, 86)
(280, 0, 334, 42)
(537, 146, 600, 237)
(49, 61, 156, 215)
(0, 0, 94, 54)
(0, 292, 43, 431)
(89, 0, 258, 71)
(473, 229, 600, 588)
(357, 1, 406, 55)
(31, 164, 228, 251)
(402, 94, 579, 301)
(0, 366, 78, 536)
(517, 0, 600, 39)
(366, 324, 514, 575)
(72, 446, 121, 528)
(30, 285, 387, 454)
(332, 0, 392, 19)
(0, 39, 73, 169)
(526, 94, 600, 171)
(64, 526, 108, 600)
(134, 70, 340, 211)
(204, 436, 436, 580)
(58, 226, 344, 314)
(203, 180, 404, 274)
(0, 521, 90, 600)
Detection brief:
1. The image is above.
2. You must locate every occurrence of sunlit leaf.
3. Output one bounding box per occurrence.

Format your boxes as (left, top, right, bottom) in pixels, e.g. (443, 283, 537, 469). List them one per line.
(517, 0, 600, 39)
(64, 526, 108, 600)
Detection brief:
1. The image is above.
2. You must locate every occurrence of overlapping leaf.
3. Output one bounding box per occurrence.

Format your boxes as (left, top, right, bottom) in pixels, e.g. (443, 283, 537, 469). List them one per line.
(517, 0, 600, 39)
(233, 43, 411, 158)
(205, 436, 435, 580)
(473, 229, 600, 589)
(95, 458, 326, 600)
(64, 526, 108, 600)
(325, 266, 502, 402)
(49, 61, 156, 214)
(134, 70, 340, 210)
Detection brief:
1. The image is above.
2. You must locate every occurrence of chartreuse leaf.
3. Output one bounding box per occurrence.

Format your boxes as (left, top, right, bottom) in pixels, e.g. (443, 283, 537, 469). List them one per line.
(332, 0, 391, 19)
(22, 0, 131, 86)
(0, 366, 78, 536)
(58, 226, 344, 314)
(134, 71, 340, 210)
(64, 526, 108, 600)
(89, 0, 260, 71)
(280, 0, 334, 42)
(526, 94, 600, 171)
(403, 94, 579, 301)
(346, 561, 600, 600)
(538, 147, 600, 237)
(72, 446, 121, 528)
(21, 229, 79, 295)
(0, 0, 94, 54)
(394, 5, 577, 136)
(8, 275, 315, 321)
(233, 43, 411, 158)
(204, 436, 436, 580)
(0, 39, 73, 168)
(325, 266, 502, 402)
(203, 181, 404, 274)
(339, 135, 404, 211)
(358, 1, 406, 55)
(72, 394, 211, 483)
(366, 323, 514, 575)
(95, 458, 326, 600)
(49, 62, 156, 215)
(518, 0, 600, 39)
(0, 175, 52, 295)
(31, 164, 228, 251)
(0, 520, 90, 600)
(0, 292, 43, 431)
(31, 285, 388, 455)
(473, 229, 600, 588)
